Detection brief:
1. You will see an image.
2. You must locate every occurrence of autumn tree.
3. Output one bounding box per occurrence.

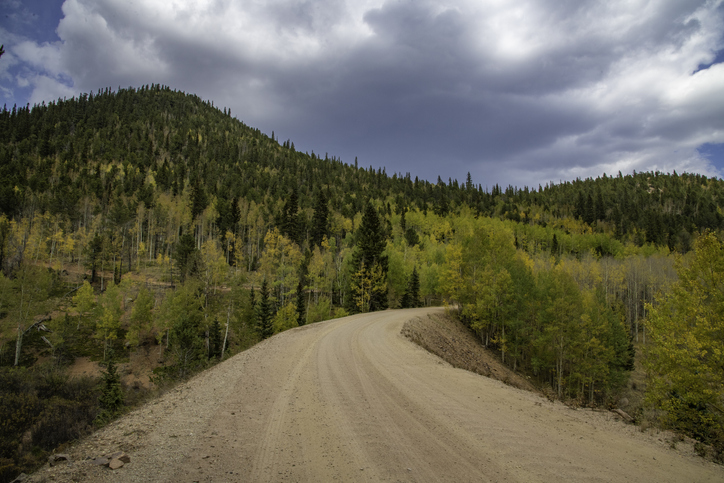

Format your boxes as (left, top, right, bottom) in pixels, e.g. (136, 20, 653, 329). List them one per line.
(645, 232, 724, 450)
(127, 285, 154, 347)
(96, 282, 123, 361)
(7, 264, 55, 366)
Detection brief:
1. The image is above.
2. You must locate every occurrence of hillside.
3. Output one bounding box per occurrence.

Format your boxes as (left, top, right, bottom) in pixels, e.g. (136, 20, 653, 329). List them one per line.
(2, 87, 724, 481)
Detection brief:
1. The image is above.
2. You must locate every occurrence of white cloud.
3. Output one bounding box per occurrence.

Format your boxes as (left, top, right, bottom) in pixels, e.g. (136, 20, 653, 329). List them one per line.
(3, 0, 724, 187)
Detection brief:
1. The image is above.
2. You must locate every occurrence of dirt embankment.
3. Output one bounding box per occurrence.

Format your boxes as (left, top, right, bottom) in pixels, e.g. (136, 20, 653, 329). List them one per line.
(401, 311, 537, 393)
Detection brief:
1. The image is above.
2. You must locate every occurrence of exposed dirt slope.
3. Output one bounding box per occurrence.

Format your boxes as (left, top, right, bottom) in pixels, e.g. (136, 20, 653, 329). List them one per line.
(29, 308, 722, 482)
(401, 311, 537, 392)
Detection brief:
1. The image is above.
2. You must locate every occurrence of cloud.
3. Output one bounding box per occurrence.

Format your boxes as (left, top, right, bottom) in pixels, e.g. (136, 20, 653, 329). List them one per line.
(4, 0, 724, 187)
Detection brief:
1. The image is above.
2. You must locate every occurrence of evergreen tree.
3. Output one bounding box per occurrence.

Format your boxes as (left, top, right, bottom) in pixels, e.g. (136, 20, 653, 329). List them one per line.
(85, 234, 104, 284)
(401, 267, 421, 308)
(311, 190, 329, 248)
(247, 285, 258, 333)
(350, 203, 388, 312)
(190, 181, 207, 220)
(296, 279, 306, 326)
(209, 317, 222, 359)
(551, 234, 559, 257)
(170, 292, 204, 378)
(282, 187, 302, 245)
(176, 232, 199, 282)
(257, 278, 273, 339)
(96, 354, 124, 424)
(584, 193, 595, 225)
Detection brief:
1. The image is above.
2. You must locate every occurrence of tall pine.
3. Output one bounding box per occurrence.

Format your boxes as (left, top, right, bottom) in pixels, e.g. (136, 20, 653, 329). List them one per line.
(257, 279, 273, 339)
(311, 190, 329, 247)
(350, 203, 388, 312)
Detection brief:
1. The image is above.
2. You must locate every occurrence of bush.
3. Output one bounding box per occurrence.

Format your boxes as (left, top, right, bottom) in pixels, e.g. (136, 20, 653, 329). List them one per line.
(0, 367, 99, 483)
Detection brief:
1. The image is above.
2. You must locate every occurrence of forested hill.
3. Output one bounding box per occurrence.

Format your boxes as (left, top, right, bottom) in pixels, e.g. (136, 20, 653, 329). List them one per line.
(3, 86, 724, 478)
(1, 84, 723, 257)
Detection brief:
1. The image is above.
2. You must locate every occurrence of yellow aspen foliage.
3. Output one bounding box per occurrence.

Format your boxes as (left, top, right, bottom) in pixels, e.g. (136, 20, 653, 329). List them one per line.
(272, 302, 298, 334)
(645, 232, 724, 446)
(352, 262, 385, 313)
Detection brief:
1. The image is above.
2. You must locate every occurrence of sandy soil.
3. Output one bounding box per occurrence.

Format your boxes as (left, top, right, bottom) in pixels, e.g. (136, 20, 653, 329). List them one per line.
(30, 308, 723, 482)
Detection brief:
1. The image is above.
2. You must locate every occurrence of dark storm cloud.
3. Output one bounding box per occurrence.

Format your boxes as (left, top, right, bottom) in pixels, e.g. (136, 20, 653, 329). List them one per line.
(2, 0, 724, 187)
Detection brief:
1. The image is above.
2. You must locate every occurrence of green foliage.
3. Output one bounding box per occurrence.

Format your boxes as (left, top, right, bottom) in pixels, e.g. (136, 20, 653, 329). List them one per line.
(272, 302, 298, 334)
(0, 367, 98, 482)
(401, 267, 421, 308)
(349, 203, 389, 312)
(153, 282, 205, 379)
(95, 356, 124, 425)
(645, 232, 724, 452)
(127, 285, 154, 347)
(96, 282, 122, 361)
(306, 297, 332, 324)
(0, 86, 721, 452)
(256, 279, 273, 339)
(72, 281, 96, 318)
(295, 280, 306, 326)
(176, 233, 200, 283)
(169, 289, 204, 379)
(209, 318, 222, 360)
(311, 190, 329, 248)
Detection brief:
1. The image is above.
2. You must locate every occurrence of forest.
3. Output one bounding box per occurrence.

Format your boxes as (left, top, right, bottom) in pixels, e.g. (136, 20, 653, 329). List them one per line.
(1, 85, 723, 479)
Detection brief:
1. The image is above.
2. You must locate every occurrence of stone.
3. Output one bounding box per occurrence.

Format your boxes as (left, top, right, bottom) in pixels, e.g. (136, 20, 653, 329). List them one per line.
(48, 454, 71, 467)
(613, 408, 633, 422)
(107, 451, 130, 463)
(91, 457, 110, 466)
(109, 458, 124, 470)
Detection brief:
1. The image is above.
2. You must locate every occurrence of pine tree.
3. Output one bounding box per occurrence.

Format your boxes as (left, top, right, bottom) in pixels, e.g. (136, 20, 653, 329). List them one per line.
(407, 267, 421, 308)
(311, 190, 329, 248)
(551, 234, 559, 257)
(170, 292, 204, 378)
(96, 354, 124, 425)
(282, 187, 302, 245)
(257, 278, 273, 339)
(401, 267, 420, 308)
(350, 203, 388, 312)
(190, 181, 207, 220)
(176, 232, 199, 282)
(209, 317, 222, 359)
(296, 279, 306, 326)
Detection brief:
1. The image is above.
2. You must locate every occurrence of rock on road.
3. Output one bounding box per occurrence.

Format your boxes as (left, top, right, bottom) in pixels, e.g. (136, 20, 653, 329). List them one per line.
(34, 308, 722, 482)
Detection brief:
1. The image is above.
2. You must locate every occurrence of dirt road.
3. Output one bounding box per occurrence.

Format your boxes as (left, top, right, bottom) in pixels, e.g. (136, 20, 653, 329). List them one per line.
(33, 308, 722, 482)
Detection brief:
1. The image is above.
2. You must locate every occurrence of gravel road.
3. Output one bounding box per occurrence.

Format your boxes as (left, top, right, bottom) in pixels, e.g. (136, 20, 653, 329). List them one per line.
(31, 308, 723, 482)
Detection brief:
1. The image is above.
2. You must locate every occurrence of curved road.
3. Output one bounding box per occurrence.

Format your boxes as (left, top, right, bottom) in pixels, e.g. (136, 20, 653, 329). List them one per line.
(45, 308, 722, 482)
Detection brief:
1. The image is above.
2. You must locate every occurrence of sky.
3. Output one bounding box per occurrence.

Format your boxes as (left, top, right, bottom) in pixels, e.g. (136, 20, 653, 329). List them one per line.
(1, 0, 724, 190)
